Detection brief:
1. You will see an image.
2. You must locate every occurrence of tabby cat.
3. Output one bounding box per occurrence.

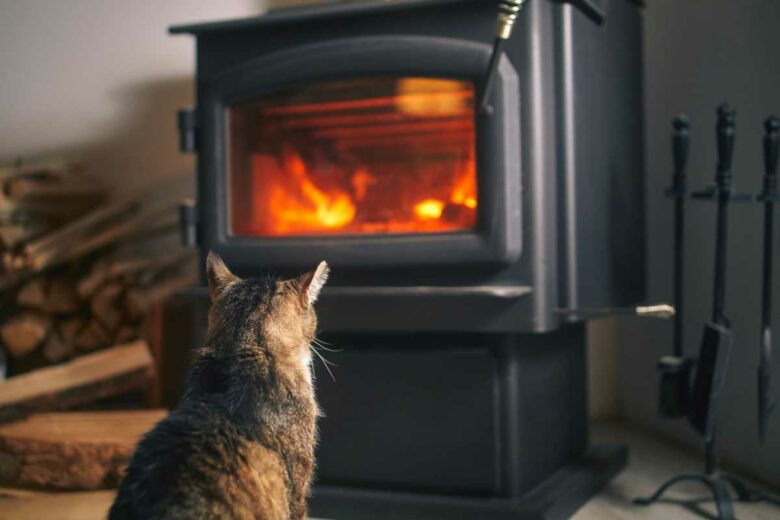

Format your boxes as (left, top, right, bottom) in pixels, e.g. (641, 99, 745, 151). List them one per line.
(109, 252, 328, 519)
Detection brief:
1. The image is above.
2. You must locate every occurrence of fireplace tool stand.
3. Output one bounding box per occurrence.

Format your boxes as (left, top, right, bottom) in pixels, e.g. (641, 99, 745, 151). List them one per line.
(636, 106, 780, 519)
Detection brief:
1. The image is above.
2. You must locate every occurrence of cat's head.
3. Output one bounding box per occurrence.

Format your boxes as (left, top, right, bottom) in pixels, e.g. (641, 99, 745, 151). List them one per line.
(204, 251, 329, 384)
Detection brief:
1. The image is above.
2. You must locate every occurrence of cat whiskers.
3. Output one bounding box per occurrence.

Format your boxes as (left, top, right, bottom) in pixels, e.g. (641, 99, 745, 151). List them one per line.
(309, 343, 337, 382)
(312, 337, 342, 353)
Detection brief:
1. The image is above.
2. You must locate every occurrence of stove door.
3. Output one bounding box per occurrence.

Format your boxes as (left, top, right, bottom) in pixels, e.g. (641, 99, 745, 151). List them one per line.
(201, 36, 520, 270)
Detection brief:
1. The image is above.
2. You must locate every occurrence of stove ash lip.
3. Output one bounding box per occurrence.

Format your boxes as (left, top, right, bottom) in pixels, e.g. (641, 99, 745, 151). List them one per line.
(197, 35, 521, 271)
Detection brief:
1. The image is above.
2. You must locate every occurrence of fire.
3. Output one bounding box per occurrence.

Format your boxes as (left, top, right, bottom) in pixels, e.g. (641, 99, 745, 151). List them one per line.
(247, 149, 355, 235)
(449, 155, 477, 209)
(414, 199, 445, 220)
(229, 77, 479, 237)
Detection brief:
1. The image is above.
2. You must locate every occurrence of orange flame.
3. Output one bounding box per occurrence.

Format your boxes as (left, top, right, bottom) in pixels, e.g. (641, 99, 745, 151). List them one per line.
(229, 77, 479, 237)
(414, 199, 445, 220)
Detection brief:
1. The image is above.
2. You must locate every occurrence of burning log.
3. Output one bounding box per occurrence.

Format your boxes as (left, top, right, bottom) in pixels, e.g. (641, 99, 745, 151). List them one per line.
(0, 409, 166, 490)
(0, 340, 155, 423)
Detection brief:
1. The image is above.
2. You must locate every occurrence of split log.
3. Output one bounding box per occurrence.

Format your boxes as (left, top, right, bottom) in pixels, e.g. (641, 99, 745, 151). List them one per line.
(89, 283, 123, 332)
(0, 313, 51, 359)
(0, 158, 85, 181)
(114, 326, 137, 345)
(75, 259, 109, 299)
(57, 317, 85, 347)
(123, 288, 145, 322)
(0, 340, 155, 423)
(45, 277, 80, 315)
(17, 279, 47, 309)
(41, 333, 72, 364)
(73, 320, 112, 352)
(0, 409, 166, 490)
(0, 488, 115, 520)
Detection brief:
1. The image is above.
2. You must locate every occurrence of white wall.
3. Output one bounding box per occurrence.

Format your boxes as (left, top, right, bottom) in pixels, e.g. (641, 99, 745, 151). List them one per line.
(0, 0, 265, 191)
(621, 0, 780, 485)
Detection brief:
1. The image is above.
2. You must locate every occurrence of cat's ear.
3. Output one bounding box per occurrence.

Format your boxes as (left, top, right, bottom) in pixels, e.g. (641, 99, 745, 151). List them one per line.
(296, 261, 329, 309)
(206, 251, 239, 302)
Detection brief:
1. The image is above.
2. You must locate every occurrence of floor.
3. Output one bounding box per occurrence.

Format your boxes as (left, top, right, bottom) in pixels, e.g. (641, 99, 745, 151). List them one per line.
(0, 422, 777, 519)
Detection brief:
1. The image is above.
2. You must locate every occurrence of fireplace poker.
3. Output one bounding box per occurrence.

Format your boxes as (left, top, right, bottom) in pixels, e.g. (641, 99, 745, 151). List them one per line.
(758, 116, 778, 443)
(669, 115, 690, 358)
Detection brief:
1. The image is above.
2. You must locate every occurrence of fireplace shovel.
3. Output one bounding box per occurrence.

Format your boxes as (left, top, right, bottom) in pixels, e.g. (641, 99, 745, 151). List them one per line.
(687, 104, 742, 451)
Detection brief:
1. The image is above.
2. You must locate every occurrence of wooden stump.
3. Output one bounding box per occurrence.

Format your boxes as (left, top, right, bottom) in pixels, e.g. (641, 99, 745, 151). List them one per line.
(0, 409, 165, 490)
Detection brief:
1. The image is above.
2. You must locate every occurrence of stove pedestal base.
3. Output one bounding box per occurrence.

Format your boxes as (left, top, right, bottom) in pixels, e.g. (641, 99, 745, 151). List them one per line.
(310, 443, 627, 520)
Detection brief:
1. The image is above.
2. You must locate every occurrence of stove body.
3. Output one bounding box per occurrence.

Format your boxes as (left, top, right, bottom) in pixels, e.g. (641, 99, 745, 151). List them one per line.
(170, 1, 644, 517)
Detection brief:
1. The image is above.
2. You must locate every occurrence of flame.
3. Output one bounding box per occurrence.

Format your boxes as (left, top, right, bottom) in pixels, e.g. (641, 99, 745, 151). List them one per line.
(249, 149, 355, 235)
(449, 155, 477, 209)
(414, 199, 445, 220)
(229, 77, 479, 237)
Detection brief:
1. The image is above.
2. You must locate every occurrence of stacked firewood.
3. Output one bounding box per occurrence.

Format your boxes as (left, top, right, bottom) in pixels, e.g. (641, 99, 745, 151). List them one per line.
(0, 158, 105, 257)
(0, 251, 194, 367)
(0, 158, 196, 491)
(0, 157, 196, 376)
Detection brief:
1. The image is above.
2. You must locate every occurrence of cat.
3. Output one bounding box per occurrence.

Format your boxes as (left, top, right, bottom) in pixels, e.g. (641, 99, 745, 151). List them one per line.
(109, 252, 329, 520)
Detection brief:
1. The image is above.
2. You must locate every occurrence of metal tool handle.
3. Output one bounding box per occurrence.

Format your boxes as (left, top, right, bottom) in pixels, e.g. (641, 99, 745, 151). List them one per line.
(758, 116, 778, 443)
(716, 103, 736, 189)
(635, 304, 677, 319)
(496, 0, 526, 40)
(764, 116, 779, 183)
(672, 115, 690, 181)
(554, 304, 675, 319)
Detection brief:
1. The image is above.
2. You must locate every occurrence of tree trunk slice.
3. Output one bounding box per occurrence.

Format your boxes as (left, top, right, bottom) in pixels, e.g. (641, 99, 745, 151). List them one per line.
(0, 409, 165, 490)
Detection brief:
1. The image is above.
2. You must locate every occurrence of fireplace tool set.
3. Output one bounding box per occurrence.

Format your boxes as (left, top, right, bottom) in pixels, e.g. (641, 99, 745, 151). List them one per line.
(635, 105, 780, 519)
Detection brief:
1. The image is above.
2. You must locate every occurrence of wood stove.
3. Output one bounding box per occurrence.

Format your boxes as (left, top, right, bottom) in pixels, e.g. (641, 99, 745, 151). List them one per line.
(169, 0, 644, 518)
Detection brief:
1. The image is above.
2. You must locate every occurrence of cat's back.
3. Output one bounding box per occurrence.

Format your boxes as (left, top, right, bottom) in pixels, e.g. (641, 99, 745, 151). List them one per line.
(110, 402, 290, 520)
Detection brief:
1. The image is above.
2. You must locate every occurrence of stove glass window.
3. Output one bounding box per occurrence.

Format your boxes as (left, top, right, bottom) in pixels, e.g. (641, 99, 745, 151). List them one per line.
(227, 77, 477, 237)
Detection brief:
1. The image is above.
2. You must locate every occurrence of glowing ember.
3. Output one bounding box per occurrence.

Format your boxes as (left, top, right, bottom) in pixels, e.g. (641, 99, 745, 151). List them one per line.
(229, 77, 478, 237)
(414, 199, 445, 220)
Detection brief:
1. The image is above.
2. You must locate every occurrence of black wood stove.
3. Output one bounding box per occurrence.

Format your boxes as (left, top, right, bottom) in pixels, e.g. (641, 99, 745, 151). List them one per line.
(169, 0, 644, 518)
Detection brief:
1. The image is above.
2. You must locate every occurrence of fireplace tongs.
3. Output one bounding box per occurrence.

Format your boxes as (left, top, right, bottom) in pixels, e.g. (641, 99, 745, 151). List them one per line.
(480, 0, 606, 112)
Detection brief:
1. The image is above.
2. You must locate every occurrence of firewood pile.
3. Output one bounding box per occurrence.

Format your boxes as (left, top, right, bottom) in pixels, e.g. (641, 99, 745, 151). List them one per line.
(0, 158, 196, 491)
(0, 158, 196, 376)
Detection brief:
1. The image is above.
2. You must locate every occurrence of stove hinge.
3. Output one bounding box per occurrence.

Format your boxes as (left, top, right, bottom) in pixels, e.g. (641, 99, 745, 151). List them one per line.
(179, 199, 199, 247)
(177, 108, 198, 152)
